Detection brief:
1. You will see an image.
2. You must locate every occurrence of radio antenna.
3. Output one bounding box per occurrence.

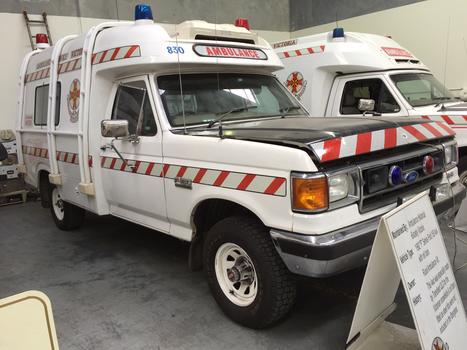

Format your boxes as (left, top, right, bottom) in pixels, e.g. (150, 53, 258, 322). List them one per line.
(214, 0, 224, 137)
(175, 31, 187, 134)
(442, 16, 451, 103)
(115, 0, 120, 21)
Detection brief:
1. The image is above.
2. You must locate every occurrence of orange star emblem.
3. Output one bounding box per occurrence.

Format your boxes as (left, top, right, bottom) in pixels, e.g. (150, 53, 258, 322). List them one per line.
(286, 71, 304, 94)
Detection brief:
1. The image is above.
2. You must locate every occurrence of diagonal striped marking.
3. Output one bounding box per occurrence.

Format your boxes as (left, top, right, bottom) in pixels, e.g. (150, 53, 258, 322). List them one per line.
(237, 174, 256, 190)
(264, 178, 286, 195)
(193, 168, 207, 183)
(213, 171, 230, 187)
(421, 122, 443, 138)
(435, 121, 455, 136)
(402, 125, 427, 141)
(355, 132, 372, 155)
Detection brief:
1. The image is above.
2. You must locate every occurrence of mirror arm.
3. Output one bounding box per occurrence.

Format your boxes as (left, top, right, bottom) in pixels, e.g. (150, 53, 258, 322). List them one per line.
(101, 138, 136, 171)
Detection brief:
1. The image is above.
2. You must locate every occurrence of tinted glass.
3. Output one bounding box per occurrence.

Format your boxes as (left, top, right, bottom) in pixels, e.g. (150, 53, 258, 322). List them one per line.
(34, 83, 61, 126)
(157, 73, 306, 127)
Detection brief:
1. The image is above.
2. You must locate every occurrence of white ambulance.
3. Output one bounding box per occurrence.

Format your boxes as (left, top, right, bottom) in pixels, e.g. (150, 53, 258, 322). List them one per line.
(274, 29, 467, 184)
(15, 5, 464, 328)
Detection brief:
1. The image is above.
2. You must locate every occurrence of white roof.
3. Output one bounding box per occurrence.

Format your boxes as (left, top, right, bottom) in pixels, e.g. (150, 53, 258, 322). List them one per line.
(273, 31, 428, 73)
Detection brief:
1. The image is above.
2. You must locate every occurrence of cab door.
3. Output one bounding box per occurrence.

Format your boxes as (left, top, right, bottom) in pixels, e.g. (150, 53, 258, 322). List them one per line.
(330, 75, 408, 118)
(100, 75, 169, 233)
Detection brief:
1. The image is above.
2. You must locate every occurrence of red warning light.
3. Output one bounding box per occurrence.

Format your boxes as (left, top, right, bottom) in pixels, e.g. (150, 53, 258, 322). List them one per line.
(235, 18, 250, 30)
(36, 33, 49, 44)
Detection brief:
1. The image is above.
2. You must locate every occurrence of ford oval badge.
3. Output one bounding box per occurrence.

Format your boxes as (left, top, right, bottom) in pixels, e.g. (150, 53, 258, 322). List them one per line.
(404, 171, 419, 184)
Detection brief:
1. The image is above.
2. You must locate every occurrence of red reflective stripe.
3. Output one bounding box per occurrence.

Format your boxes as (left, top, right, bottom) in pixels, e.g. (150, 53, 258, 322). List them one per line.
(64, 153, 69, 163)
(161, 164, 170, 177)
(71, 154, 77, 164)
(237, 174, 256, 190)
(56, 151, 61, 161)
(463, 116, 467, 122)
(213, 171, 229, 187)
(99, 50, 108, 63)
(421, 115, 430, 120)
(421, 123, 443, 138)
(73, 59, 79, 70)
(283, 51, 290, 58)
(89, 157, 93, 168)
(307, 47, 314, 54)
(92, 53, 97, 64)
(145, 162, 154, 175)
(402, 125, 427, 141)
(321, 138, 341, 162)
(436, 122, 455, 135)
(176, 166, 187, 177)
(101, 157, 106, 167)
(441, 115, 454, 125)
(124, 45, 138, 58)
(384, 128, 397, 148)
(132, 160, 141, 173)
(320, 45, 325, 51)
(264, 178, 285, 195)
(120, 160, 127, 171)
(193, 168, 207, 183)
(355, 132, 372, 155)
(295, 50, 302, 56)
(109, 158, 117, 169)
(110, 47, 120, 61)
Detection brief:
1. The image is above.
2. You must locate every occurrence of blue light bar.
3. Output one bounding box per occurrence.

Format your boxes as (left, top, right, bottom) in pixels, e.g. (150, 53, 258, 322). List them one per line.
(135, 4, 153, 21)
(332, 27, 345, 38)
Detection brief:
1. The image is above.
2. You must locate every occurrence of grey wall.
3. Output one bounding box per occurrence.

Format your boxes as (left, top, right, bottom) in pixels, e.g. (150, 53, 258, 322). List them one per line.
(1, 0, 290, 31)
(290, 0, 426, 31)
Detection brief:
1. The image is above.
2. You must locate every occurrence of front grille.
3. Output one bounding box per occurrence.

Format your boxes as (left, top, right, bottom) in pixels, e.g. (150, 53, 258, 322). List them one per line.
(359, 148, 444, 213)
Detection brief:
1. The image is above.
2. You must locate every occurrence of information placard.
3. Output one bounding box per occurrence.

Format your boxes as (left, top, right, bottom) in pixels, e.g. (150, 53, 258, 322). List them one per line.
(385, 193, 467, 349)
(347, 192, 467, 350)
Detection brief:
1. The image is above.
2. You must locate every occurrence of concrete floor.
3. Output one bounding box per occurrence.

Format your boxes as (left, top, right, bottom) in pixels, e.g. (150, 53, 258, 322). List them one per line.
(0, 201, 466, 350)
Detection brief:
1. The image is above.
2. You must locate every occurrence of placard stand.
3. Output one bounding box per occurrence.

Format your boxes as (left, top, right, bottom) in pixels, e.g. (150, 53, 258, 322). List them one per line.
(346, 192, 467, 350)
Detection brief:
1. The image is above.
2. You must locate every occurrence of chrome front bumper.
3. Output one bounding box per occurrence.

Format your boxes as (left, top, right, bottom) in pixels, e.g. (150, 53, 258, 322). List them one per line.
(270, 182, 466, 278)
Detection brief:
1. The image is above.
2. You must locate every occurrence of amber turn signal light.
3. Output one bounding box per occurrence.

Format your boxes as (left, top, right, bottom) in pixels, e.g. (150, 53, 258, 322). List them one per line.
(292, 176, 329, 212)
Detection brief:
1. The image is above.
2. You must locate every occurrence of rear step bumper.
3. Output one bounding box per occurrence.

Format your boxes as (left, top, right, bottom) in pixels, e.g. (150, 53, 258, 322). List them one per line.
(270, 181, 466, 278)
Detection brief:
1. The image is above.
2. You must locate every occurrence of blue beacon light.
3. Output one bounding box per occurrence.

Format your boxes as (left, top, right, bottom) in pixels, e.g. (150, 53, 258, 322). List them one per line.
(135, 4, 154, 21)
(389, 165, 403, 186)
(332, 27, 345, 38)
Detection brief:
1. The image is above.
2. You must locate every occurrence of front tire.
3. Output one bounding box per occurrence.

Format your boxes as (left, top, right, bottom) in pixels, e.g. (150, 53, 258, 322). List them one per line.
(49, 185, 85, 230)
(203, 216, 296, 328)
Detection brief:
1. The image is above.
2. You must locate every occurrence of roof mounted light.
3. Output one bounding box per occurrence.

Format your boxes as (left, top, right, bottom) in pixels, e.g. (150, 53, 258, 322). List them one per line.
(36, 33, 49, 49)
(332, 27, 345, 38)
(135, 3, 153, 21)
(235, 18, 250, 30)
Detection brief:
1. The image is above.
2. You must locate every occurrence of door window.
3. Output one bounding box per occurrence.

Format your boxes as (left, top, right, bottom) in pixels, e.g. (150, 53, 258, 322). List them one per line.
(340, 79, 400, 115)
(111, 80, 157, 136)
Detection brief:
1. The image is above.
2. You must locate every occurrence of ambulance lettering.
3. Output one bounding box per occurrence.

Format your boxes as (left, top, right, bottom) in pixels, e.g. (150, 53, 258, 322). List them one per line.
(193, 44, 267, 60)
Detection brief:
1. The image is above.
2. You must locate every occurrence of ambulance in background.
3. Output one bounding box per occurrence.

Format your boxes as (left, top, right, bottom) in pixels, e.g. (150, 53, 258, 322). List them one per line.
(273, 29, 467, 183)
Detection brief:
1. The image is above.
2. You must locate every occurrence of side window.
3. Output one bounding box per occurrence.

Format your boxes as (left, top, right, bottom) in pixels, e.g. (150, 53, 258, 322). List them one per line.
(34, 83, 61, 126)
(340, 79, 400, 115)
(112, 80, 157, 136)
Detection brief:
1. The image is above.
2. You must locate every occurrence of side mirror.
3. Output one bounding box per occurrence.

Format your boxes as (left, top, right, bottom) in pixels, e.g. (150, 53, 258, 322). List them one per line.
(0, 143, 7, 162)
(101, 120, 129, 138)
(358, 98, 376, 112)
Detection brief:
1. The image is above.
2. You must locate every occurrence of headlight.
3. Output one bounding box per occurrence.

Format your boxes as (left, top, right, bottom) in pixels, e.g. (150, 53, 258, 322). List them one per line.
(443, 142, 458, 167)
(292, 170, 359, 213)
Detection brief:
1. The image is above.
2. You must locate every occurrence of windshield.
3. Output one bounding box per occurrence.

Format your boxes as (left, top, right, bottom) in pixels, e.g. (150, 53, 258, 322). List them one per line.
(390, 73, 457, 107)
(156, 73, 307, 127)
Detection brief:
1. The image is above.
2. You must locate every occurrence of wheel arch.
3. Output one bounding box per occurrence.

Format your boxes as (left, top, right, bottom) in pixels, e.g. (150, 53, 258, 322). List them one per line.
(188, 196, 267, 271)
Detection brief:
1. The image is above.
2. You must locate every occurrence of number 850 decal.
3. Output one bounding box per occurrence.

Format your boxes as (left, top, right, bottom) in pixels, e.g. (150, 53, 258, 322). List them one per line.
(167, 46, 185, 54)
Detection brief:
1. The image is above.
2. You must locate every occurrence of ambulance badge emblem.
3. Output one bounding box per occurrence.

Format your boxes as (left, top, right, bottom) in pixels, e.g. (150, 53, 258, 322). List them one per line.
(67, 79, 80, 123)
(432, 337, 448, 350)
(285, 71, 307, 99)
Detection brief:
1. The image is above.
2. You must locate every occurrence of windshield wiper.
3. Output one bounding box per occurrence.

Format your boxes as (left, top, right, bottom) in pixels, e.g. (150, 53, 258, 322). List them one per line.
(207, 106, 257, 128)
(434, 97, 453, 108)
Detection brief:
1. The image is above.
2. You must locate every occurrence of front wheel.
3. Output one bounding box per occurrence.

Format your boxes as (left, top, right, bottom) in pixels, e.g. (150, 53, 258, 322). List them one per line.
(49, 185, 85, 230)
(203, 216, 296, 328)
